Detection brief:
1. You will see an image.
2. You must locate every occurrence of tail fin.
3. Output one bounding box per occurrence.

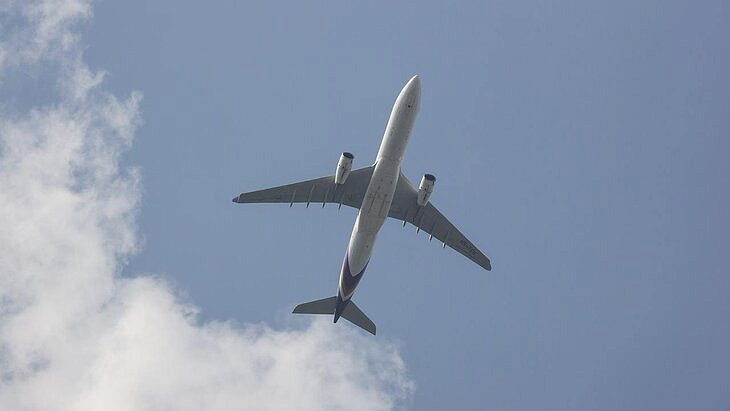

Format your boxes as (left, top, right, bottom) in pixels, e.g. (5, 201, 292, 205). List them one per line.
(292, 297, 376, 335)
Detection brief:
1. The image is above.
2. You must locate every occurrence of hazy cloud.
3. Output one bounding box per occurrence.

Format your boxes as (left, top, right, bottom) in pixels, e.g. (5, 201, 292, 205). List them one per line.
(0, 1, 413, 410)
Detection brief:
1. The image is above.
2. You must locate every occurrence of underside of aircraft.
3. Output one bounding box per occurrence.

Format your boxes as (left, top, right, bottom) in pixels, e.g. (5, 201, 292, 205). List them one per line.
(233, 75, 491, 335)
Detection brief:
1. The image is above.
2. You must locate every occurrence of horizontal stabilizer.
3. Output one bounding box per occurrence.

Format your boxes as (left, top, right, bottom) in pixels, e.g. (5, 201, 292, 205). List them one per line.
(292, 296, 337, 314)
(292, 296, 377, 335)
(341, 300, 376, 335)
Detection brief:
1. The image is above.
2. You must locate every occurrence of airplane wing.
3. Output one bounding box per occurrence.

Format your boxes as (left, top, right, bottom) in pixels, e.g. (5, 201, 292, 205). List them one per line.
(232, 165, 375, 209)
(388, 172, 492, 271)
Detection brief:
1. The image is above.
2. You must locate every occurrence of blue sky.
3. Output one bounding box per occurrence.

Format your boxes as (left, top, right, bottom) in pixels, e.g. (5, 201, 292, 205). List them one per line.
(65, 1, 730, 409)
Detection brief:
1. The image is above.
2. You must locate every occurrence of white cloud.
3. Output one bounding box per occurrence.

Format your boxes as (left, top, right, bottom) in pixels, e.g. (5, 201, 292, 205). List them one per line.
(0, 1, 414, 410)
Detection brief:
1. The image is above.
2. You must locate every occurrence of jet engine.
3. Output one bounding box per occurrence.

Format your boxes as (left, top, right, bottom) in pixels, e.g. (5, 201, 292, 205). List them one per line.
(335, 152, 354, 185)
(417, 174, 436, 206)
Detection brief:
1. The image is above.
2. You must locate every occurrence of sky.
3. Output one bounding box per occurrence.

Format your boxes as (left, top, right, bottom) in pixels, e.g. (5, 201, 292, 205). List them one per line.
(1, 1, 729, 410)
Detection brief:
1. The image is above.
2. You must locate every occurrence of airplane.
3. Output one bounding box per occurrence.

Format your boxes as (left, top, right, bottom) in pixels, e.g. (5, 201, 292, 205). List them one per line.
(232, 75, 491, 335)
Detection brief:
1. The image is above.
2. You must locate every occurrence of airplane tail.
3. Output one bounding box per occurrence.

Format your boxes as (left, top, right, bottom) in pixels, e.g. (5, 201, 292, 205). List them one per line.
(293, 296, 376, 335)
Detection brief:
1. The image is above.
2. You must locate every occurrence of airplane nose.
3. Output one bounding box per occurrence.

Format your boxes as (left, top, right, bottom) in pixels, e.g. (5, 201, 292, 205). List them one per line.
(408, 75, 420, 91)
(396, 75, 421, 109)
(405, 75, 421, 106)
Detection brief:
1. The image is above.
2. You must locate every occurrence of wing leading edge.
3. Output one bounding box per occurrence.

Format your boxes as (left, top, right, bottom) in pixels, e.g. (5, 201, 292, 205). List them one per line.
(233, 167, 491, 271)
(388, 172, 492, 271)
(233, 166, 374, 209)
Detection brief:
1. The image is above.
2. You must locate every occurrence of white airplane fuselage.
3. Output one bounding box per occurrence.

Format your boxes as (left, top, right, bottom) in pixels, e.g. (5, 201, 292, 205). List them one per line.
(335, 75, 421, 321)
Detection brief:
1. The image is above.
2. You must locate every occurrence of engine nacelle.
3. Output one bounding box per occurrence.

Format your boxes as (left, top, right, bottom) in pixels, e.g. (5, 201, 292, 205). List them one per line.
(335, 152, 354, 185)
(417, 174, 436, 206)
